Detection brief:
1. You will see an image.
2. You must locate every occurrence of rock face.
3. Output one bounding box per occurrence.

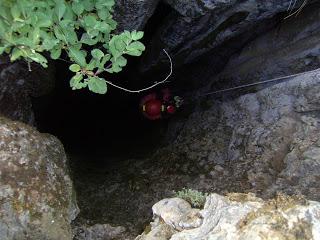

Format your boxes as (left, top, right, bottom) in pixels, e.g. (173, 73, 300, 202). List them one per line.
(136, 193, 320, 240)
(141, 0, 312, 72)
(165, 69, 320, 200)
(113, 0, 160, 31)
(0, 56, 55, 125)
(0, 116, 79, 240)
(206, 1, 320, 93)
(73, 68, 320, 237)
(74, 223, 129, 240)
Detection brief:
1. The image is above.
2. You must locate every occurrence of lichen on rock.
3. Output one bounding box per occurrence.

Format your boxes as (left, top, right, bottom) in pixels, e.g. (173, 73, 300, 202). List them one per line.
(137, 193, 320, 240)
(0, 116, 79, 240)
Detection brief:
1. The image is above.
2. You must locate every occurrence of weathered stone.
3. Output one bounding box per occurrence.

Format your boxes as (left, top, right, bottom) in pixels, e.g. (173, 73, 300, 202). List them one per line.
(141, 0, 315, 73)
(152, 198, 202, 231)
(74, 223, 127, 240)
(0, 116, 79, 240)
(113, 0, 160, 31)
(138, 193, 320, 240)
(207, 2, 320, 94)
(136, 223, 176, 240)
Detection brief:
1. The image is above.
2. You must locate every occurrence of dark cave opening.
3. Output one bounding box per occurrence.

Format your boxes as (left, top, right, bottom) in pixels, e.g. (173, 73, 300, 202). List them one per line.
(32, 1, 176, 169)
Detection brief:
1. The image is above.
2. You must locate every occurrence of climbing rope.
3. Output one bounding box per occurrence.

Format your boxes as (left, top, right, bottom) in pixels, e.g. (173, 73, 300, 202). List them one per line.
(199, 67, 320, 97)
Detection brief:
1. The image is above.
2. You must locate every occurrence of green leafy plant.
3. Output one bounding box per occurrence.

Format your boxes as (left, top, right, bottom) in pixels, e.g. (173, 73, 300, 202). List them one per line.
(0, 0, 145, 94)
(174, 188, 208, 208)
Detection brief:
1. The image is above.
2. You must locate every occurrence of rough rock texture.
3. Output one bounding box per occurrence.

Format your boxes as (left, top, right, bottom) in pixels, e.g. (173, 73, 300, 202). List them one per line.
(0, 116, 79, 240)
(0, 56, 55, 125)
(136, 194, 320, 240)
(73, 68, 320, 238)
(113, 0, 160, 31)
(73, 223, 130, 240)
(164, 69, 320, 200)
(152, 198, 202, 231)
(140, 0, 316, 73)
(206, 2, 320, 93)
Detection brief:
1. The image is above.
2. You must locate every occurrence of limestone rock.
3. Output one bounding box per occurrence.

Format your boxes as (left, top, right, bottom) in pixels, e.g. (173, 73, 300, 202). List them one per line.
(138, 193, 320, 240)
(141, 0, 309, 72)
(0, 116, 79, 240)
(136, 224, 175, 240)
(207, 2, 320, 94)
(152, 198, 202, 231)
(113, 0, 160, 31)
(74, 223, 128, 240)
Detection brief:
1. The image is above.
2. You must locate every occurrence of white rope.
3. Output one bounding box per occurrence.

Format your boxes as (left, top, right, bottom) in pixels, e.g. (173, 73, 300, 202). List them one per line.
(284, 0, 307, 19)
(200, 67, 320, 97)
(105, 49, 172, 93)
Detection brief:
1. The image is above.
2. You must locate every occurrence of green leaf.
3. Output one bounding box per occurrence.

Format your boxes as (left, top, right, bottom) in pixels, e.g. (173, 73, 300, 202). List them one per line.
(59, 21, 78, 44)
(0, 46, 7, 55)
(83, 15, 97, 28)
(36, 12, 53, 28)
(31, 27, 41, 45)
(55, 0, 66, 21)
(53, 26, 66, 41)
(96, 22, 111, 33)
(91, 49, 104, 61)
(115, 56, 127, 67)
(126, 42, 145, 51)
(126, 49, 143, 56)
(83, 0, 95, 11)
(64, 4, 75, 21)
(99, 54, 111, 69)
(50, 46, 62, 59)
(105, 18, 117, 30)
(72, 2, 84, 15)
(97, 8, 110, 20)
(68, 46, 86, 67)
(111, 64, 122, 73)
(80, 33, 97, 45)
(95, 0, 115, 9)
(70, 74, 86, 90)
(69, 64, 81, 72)
(131, 31, 144, 41)
(11, 4, 21, 20)
(86, 59, 96, 71)
(88, 77, 107, 94)
(10, 48, 24, 61)
(42, 40, 59, 51)
(109, 36, 121, 58)
(27, 52, 48, 67)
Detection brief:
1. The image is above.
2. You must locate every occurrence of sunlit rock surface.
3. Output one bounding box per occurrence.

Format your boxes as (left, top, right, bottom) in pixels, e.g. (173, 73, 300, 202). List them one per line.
(0, 116, 78, 240)
(136, 193, 320, 240)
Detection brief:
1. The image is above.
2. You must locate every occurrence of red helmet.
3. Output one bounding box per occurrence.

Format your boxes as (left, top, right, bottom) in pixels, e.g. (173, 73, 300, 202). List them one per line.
(167, 105, 176, 114)
(143, 99, 162, 119)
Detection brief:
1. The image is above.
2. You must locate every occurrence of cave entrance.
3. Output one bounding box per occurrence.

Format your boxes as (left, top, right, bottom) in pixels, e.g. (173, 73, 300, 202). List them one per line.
(31, 1, 176, 233)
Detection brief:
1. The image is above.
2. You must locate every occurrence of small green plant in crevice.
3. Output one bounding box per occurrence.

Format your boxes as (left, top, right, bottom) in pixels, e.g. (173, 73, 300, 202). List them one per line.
(0, 0, 145, 94)
(174, 188, 208, 208)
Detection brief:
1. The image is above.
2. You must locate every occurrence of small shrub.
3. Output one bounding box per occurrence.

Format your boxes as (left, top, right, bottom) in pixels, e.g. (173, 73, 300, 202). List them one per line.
(174, 188, 208, 208)
(0, 0, 145, 94)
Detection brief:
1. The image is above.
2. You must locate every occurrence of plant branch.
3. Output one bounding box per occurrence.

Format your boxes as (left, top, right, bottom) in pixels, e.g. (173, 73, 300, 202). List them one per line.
(104, 49, 173, 93)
